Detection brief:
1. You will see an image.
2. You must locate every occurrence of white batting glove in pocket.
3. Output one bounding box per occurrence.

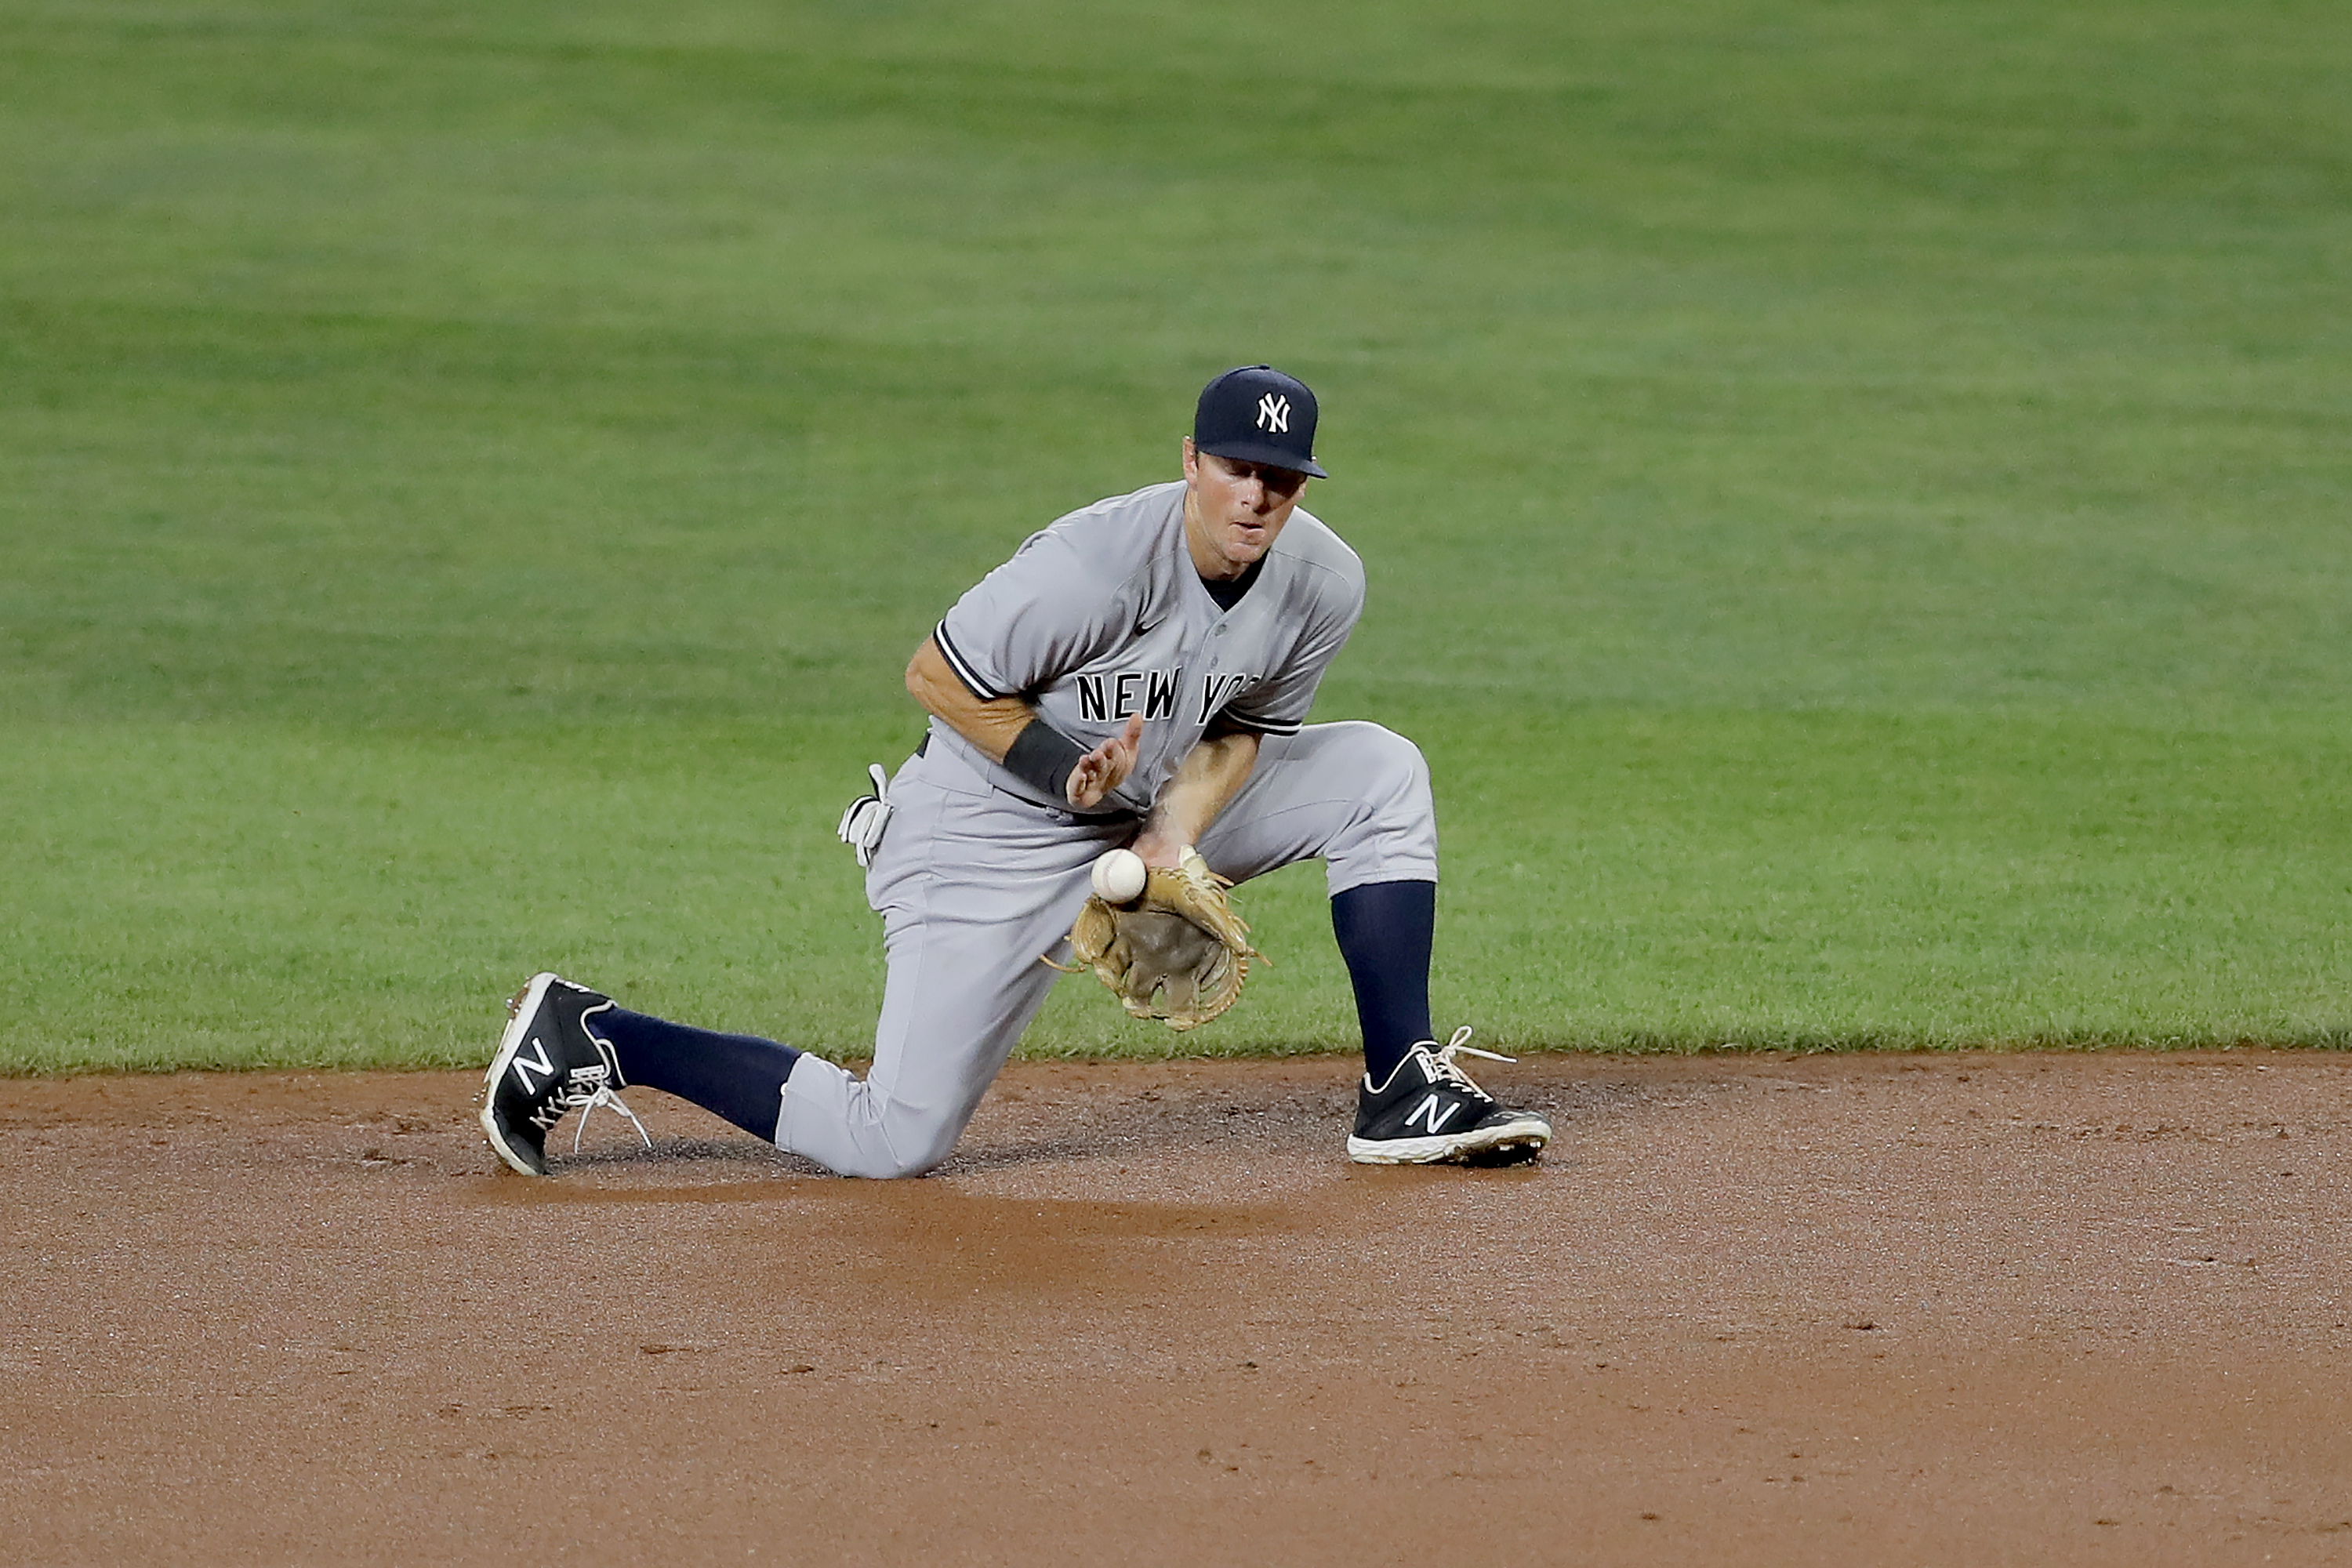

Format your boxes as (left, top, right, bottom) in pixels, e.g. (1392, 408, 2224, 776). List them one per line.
(835, 762, 895, 868)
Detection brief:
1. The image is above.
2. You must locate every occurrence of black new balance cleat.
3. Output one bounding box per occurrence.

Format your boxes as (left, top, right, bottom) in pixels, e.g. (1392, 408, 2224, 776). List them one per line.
(1347, 1027, 1552, 1167)
(480, 973, 649, 1176)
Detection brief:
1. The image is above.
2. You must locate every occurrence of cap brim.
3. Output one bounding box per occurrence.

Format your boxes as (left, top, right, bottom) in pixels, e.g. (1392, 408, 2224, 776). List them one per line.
(1198, 440, 1327, 480)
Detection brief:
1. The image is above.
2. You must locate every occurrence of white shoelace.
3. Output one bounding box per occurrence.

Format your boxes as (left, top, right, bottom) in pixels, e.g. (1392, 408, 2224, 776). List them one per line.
(1427, 1025, 1515, 1098)
(528, 1064, 654, 1155)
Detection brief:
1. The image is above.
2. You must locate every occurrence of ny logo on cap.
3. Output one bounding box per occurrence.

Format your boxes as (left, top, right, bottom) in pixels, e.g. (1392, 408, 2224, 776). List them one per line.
(1255, 393, 1291, 434)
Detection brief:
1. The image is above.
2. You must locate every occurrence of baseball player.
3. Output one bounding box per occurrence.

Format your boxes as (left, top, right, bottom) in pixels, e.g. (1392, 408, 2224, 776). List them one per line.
(481, 365, 1552, 1178)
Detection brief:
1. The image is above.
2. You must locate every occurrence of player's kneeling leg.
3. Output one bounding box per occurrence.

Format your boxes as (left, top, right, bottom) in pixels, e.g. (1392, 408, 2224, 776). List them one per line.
(773, 1053, 971, 1180)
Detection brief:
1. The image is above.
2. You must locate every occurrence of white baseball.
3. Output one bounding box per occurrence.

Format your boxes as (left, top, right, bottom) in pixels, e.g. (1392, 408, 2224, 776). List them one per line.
(1091, 848, 1148, 903)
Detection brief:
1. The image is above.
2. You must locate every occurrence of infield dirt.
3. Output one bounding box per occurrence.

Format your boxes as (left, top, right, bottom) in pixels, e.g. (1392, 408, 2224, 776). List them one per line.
(4, 1051, 2347, 1565)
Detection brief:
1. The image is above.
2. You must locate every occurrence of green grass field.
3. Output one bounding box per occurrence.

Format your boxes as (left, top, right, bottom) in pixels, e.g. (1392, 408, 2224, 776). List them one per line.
(3, 0, 2347, 1071)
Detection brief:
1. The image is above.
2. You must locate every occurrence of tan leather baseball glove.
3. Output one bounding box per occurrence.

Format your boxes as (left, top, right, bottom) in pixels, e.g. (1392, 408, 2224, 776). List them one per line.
(1051, 847, 1261, 1031)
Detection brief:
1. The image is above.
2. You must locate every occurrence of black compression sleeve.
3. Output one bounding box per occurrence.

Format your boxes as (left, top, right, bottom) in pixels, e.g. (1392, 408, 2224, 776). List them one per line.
(1003, 720, 1090, 803)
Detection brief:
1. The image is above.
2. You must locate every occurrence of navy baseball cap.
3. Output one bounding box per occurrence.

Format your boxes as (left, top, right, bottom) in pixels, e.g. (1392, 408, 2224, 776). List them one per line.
(1193, 365, 1327, 479)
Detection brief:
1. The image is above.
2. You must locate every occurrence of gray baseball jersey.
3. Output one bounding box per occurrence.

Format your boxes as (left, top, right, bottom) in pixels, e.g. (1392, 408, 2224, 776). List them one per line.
(928, 480, 1366, 814)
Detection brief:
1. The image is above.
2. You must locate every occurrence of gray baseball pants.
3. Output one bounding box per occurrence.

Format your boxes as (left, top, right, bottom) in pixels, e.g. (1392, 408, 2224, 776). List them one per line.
(773, 720, 1439, 1178)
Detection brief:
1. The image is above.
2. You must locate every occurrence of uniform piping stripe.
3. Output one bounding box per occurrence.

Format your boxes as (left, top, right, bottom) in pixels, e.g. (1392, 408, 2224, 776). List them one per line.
(931, 621, 1003, 701)
(1222, 715, 1303, 736)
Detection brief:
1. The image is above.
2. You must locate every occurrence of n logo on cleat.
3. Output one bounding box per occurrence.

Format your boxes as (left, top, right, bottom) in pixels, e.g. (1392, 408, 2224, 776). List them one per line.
(510, 1036, 555, 1091)
(1405, 1095, 1460, 1134)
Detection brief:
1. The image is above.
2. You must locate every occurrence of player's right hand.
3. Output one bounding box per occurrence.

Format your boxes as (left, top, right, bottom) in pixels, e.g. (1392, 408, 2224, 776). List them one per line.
(1065, 716, 1142, 810)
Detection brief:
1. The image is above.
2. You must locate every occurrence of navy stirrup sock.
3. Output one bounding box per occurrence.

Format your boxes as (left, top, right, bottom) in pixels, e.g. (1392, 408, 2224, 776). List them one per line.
(1330, 879, 1437, 1087)
(591, 1008, 802, 1141)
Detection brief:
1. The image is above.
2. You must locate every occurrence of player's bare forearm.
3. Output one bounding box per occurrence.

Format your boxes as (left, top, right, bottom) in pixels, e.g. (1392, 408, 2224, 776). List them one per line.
(1133, 728, 1260, 868)
(906, 635, 1142, 808)
(906, 635, 1033, 760)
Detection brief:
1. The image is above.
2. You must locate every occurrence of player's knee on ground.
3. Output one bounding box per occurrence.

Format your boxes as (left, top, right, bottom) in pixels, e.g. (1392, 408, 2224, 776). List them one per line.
(866, 1109, 964, 1179)
(778, 1057, 975, 1178)
(796, 1105, 964, 1179)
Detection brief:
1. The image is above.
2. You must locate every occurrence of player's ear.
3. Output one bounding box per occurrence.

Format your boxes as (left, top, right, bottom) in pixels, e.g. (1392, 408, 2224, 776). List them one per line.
(1181, 436, 1197, 478)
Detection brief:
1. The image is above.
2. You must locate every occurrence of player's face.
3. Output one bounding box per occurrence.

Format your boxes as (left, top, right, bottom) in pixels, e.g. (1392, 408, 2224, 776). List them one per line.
(1181, 440, 1308, 580)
